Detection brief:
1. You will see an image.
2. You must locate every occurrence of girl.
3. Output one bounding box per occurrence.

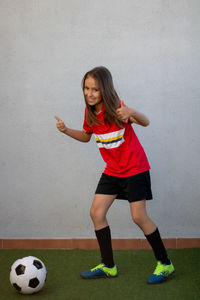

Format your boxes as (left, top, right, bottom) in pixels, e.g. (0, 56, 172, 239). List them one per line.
(54, 66, 174, 284)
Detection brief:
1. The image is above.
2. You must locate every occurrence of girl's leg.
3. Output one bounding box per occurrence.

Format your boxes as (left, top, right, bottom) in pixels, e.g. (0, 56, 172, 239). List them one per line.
(130, 200, 175, 284)
(80, 194, 118, 279)
(129, 199, 156, 235)
(90, 194, 117, 267)
(130, 200, 170, 264)
(90, 194, 116, 230)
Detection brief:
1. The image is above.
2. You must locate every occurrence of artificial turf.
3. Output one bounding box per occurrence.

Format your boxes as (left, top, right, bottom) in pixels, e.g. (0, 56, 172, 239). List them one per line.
(0, 248, 199, 300)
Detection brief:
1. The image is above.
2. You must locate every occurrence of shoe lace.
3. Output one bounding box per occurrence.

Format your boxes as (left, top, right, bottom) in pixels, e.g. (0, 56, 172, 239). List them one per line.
(91, 264, 104, 271)
(153, 262, 168, 276)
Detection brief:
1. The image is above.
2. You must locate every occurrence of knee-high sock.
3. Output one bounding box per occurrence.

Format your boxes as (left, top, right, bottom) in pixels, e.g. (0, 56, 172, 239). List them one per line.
(95, 226, 114, 268)
(145, 228, 170, 265)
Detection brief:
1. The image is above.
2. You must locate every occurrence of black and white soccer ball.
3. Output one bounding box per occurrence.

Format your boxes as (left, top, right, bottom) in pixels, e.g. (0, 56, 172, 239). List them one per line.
(10, 256, 47, 294)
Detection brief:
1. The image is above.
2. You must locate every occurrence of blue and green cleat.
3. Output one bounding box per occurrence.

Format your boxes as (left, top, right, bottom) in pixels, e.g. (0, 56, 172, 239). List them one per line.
(147, 261, 175, 284)
(80, 263, 118, 279)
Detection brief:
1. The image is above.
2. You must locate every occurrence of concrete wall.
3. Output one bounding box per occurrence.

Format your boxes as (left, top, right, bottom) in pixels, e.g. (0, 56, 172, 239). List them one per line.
(0, 0, 200, 238)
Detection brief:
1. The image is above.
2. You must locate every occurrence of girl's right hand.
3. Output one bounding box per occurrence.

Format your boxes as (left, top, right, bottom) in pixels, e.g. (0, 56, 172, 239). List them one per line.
(54, 115, 67, 133)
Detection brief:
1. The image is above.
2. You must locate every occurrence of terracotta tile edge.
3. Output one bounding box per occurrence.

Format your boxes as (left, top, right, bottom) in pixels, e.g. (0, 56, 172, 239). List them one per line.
(1, 238, 200, 249)
(177, 238, 200, 248)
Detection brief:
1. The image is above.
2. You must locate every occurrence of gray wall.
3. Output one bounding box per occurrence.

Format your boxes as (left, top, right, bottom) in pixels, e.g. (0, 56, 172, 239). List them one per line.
(0, 0, 200, 239)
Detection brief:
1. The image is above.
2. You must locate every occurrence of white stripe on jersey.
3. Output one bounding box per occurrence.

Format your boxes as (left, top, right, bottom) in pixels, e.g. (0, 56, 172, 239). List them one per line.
(94, 128, 125, 149)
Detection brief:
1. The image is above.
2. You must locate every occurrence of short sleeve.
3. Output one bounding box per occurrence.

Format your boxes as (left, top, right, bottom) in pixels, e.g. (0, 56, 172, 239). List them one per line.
(83, 108, 93, 135)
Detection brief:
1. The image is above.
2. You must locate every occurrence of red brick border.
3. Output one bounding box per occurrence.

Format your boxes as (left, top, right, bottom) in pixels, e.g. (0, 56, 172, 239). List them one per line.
(0, 238, 199, 249)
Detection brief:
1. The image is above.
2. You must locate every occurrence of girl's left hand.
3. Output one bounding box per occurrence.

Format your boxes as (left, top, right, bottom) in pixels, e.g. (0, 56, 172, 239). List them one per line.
(116, 100, 133, 122)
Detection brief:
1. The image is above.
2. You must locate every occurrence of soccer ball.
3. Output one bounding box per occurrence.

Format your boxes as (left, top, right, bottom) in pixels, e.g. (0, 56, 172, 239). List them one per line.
(10, 256, 47, 294)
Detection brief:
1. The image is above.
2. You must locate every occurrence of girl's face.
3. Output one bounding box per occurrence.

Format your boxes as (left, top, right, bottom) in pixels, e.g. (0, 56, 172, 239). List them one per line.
(84, 76, 103, 112)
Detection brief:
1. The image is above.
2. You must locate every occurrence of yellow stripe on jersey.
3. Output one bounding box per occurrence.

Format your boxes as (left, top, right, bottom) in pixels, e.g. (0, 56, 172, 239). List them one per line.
(94, 129, 125, 149)
(95, 134, 124, 143)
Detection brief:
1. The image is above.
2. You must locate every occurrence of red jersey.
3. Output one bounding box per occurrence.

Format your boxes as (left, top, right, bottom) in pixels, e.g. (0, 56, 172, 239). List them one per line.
(83, 105, 150, 177)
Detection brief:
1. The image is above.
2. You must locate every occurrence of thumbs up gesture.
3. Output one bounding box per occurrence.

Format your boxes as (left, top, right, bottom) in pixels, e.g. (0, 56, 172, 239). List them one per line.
(116, 100, 131, 123)
(54, 115, 67, 133)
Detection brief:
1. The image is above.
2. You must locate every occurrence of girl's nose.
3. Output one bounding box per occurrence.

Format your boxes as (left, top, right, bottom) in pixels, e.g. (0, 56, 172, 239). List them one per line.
(88, 90, 93, 97)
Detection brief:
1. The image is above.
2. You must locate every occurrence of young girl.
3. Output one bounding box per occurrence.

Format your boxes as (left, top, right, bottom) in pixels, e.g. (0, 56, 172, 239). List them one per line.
(54, 66, 175, 284)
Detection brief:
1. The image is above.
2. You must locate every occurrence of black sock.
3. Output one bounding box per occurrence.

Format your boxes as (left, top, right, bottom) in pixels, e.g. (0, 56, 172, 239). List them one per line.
(145, 228, 170, 265)
(95, 226, 114, 268)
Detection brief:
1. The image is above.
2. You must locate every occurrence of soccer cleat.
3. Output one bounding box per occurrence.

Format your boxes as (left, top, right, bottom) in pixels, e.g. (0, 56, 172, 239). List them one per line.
(147, 261, 175, 284)
(80, 263, 118, 279)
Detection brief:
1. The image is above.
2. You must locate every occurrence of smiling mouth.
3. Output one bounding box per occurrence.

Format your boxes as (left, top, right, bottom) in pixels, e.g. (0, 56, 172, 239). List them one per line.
(87, 98, 95, 103)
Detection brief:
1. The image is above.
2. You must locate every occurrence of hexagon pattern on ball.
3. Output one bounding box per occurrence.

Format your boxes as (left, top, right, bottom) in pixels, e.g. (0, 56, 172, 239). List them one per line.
(10, 256, 47, 294)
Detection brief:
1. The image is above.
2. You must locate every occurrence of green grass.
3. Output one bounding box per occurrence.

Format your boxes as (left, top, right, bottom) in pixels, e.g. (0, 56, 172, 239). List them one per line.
(0, 249, 200, 300)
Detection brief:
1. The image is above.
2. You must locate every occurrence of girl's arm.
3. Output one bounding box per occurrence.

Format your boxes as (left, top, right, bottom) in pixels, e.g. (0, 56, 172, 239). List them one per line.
(54, 115, 91, 142)
(116, 101, 150, 127)
(128, 109, 150, 127)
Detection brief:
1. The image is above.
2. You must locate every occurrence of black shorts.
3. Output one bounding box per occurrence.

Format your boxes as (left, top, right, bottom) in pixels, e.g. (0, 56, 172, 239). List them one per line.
(95, 171, 153, 203)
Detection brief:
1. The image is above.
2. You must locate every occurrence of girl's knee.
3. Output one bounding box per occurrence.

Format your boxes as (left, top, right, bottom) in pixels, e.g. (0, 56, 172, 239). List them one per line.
(132, 214, 142, 226)
(90, 207, 104, 222)
(90, 206, 96, 221)
(132, 213, 148, 227)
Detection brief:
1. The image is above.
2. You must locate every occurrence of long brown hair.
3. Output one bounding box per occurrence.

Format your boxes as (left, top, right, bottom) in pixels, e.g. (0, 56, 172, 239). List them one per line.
(82, 66, 122, 127)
